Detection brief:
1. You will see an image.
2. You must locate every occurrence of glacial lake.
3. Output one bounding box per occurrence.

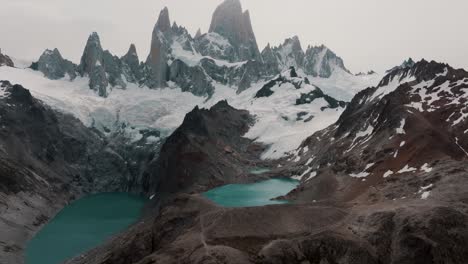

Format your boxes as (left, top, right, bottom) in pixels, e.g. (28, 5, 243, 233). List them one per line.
(203, 178, 299, 207)
(26, 193, 147, 264)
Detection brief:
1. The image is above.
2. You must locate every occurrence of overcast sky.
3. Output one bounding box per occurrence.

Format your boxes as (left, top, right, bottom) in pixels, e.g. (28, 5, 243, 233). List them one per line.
(1, 0, 467, 73)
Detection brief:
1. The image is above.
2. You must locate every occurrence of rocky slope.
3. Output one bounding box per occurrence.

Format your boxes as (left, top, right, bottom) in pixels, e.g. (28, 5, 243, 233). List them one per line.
(66, 60, 468, 264)
(0, 49, 14, 67)
(0, 81, 161, 264)
(141, 100, 268, 197)
(208, 0, 261, 62)
(261, 36, 350, 78)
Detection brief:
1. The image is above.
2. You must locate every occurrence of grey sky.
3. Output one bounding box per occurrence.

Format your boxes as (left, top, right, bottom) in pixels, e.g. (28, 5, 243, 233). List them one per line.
(1, 0, 467, 73)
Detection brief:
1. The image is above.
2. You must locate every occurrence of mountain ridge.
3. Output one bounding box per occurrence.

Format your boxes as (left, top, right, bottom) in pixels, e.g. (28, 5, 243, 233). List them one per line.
(26, 0, 360, 99)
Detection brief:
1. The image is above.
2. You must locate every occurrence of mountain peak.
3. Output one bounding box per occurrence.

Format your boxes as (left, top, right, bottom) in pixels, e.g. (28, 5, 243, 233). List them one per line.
(154, 7, 171, 33)
(85, 32, 102, 49)
(209, 0, 260, 61)
(283, 36, 302, 50)
(125, 44, 138, 58)
(194, 28, 202, 38)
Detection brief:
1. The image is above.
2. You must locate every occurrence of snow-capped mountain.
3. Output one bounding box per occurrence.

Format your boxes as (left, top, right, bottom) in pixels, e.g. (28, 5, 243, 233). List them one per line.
(0, 0, 380, 161)
(289, 59, 468, 198)
(24, 0, 376, 101)
(261, 36, 350, 78)
(2, 0, 468, 262)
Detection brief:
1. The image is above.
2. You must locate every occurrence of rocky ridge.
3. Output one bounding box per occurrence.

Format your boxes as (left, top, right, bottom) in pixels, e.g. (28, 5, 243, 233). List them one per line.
(262, 36, 350, 78)
(31, 0, 356, 98)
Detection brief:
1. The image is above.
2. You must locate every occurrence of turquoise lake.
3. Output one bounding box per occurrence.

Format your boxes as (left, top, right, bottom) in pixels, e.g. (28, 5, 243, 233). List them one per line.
(26, 193, 147, 264)
(203, 178, 299, 207)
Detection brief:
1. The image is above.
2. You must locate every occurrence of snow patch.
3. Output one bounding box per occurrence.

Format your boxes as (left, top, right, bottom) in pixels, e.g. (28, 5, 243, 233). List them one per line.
(420, 163, 433, 173)
(396, 119, 406, 134)
(383, 170, 394, 178)
(421, 191, 431, 200)
(398, 164, 417, 173)
(349, 172, 369, 178)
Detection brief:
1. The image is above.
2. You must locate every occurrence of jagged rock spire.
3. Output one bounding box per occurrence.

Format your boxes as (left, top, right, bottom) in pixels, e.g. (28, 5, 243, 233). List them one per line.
(146, 7, 172, 88)
(194, 28, 202, 39)
(79, 32, 103, 76)
(34, 48, 77, 80)
(154, 7, 171, 33)
(209, 0, 261, 62)
(121, 44, 142, 83)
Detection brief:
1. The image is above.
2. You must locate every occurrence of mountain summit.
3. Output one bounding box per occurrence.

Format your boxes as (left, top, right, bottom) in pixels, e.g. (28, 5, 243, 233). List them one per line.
(209, 0, 261, 62)
(29, 0, 360, 99)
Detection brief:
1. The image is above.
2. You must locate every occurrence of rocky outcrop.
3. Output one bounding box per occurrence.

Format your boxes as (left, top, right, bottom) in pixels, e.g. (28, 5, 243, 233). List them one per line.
(208, 0, 261, 62)
(32, 48, 77, 80)
(121, 44, 143, 83)
(274, 36, 305, 71)
(303, 44, 350, 77)
(78, 32, 110, 96)
(261, 43, 280, 76)
(195, 32, 238, 62)
(0, 49, 14, 67)
(77, 32, 130, 97)
(145, 7, 171, 88)
(194, 28, 202, 39)
(141, 100, 263, 196)
(386, 57, 416, 73)
(261, 37, 350, 78)
(169, 59, 215, 97)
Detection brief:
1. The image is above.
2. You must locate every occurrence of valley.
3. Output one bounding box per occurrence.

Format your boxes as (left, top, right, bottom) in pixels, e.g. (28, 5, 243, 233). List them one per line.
(0, 0, 468, 263)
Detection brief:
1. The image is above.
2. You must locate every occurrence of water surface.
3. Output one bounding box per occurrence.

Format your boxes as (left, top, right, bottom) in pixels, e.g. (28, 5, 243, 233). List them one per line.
(203, 178, 299, 207)
(249, 167, 271, 175)
(26, 193, 147, 264)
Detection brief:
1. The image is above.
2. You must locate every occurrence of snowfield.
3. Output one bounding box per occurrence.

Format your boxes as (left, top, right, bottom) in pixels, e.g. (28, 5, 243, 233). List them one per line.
(0, 65, 379, 159)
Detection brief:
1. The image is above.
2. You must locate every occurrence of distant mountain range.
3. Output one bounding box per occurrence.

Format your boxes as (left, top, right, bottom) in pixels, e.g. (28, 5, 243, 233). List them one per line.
(28, 0, 353, 98)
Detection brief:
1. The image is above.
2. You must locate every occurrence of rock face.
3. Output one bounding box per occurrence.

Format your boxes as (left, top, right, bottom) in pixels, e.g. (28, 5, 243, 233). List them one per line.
(76, 32, 143, 97)
(261, 37, 350, 77)
(145, 7, 171, 88)
(386, 57, 416, 73)
(0, 49, 14, 67)
(271, 36, 305, 71)
(169, 59, 215, 96)
(141, 100, 264, 196)
(303, 44, 349, 77)
(78, 32, 110, 97)
(208, 0, 261, 62)
(32, 48, 77, 80)
(120, 44, 143, 83)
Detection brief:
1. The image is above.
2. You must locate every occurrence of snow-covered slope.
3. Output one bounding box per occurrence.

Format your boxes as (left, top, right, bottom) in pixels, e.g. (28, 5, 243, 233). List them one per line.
(307, 68, 381, 101)
(0, 65, 349, 160)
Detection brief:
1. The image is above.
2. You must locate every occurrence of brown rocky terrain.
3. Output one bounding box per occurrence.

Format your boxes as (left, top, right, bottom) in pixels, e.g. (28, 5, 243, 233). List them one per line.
(66, 60, 468, 264)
